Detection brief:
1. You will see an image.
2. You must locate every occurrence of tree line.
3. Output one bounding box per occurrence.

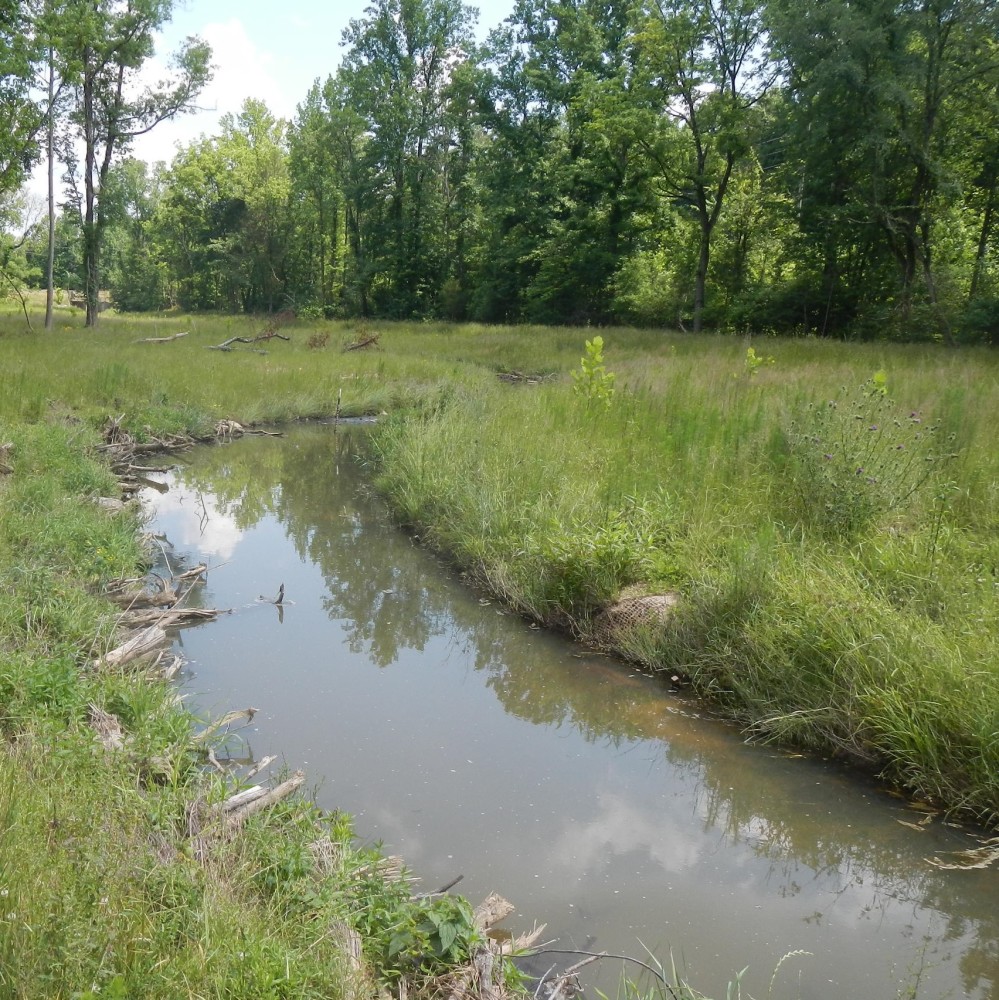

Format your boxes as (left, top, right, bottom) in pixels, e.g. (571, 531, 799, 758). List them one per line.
(6, 0, 999, 341)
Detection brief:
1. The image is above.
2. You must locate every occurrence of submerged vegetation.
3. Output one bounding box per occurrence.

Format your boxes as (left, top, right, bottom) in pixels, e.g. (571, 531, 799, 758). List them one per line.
(1, 304, 998, 994)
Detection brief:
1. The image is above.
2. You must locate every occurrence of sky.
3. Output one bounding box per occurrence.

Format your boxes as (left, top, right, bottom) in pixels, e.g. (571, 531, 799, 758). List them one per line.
(128, 0, 516, 169)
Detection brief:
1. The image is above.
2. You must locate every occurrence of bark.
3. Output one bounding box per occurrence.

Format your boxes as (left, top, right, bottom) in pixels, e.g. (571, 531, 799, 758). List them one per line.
(45, 48, 55, 331)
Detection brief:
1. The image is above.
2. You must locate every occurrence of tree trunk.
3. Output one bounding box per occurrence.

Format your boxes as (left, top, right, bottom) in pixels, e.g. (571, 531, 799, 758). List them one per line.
(45, 48, 55, 331)
(83, 52, 100, 328)
(693, 226, 709, 334)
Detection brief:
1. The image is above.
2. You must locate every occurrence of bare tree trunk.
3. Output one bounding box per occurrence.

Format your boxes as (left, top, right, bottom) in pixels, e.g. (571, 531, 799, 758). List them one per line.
(83, 50, 100, 328)
(693, 228, 709, 334)
(45, 47, 56, 331)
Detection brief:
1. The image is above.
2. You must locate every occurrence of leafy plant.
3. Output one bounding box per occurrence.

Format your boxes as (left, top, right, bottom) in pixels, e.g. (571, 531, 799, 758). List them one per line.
(784, 374, 953, 538)
(572, 335, 615, 407)
(744, 345, 775, 377)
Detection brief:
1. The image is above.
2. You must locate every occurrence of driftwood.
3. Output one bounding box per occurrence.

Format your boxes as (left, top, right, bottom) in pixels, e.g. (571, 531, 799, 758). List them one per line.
(93, 625, 168, 671)
(96, 496, 128, 514)
(246, 754, 277, 779)
(105, 565, 213, 624)
(116, 607, 223, 629)
(344, 333, 380, 352)
(222, 770, 305, 830)
(208, 331, 291, 352)
(133, 331, 189, 344)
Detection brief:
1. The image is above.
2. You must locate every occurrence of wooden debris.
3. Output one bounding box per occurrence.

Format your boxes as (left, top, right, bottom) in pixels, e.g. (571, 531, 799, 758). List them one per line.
(133, 331, 189, 344)
(246, 754, 277, 779)
(116, 607, 222, 629)
(344, 333, 380, 352)
(208, 331, 291, 352)
(88, 703, 125, 751)
(331, 921, 364, 974)
(192, 706, 258, 744)
(539, 954, 602, 1000)
(0, 441, 13, 475)
(215, 418, 244, 440)
(474, 893, 515, 931)
(93, 625, 168, 671)
(223, 770, 305, 830)
(96, 496, 127, 514)
(496, 370, 557, 385)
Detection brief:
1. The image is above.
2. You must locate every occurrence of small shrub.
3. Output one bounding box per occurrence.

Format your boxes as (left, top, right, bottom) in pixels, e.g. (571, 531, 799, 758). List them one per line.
(571, 335, 615, 408)
(306, 331, 330, 350)
(744, 345, 775, 377)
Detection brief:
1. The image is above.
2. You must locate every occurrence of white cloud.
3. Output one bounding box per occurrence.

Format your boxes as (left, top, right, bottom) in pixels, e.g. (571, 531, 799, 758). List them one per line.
(132, 18, 291, 167)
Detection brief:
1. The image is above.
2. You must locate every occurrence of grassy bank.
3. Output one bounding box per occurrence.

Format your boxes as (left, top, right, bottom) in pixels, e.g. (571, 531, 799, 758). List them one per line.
(1, 304, 997, 992)
(0, 311, 524, 998)
(369, 336, 999, 824)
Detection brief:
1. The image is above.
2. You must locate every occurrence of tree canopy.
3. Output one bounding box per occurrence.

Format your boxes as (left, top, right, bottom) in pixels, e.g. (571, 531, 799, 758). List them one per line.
(10, 0, 999, 341)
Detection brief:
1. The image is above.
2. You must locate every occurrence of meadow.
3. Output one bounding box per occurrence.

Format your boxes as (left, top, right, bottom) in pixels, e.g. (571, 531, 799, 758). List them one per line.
(1, 302, 997, 996)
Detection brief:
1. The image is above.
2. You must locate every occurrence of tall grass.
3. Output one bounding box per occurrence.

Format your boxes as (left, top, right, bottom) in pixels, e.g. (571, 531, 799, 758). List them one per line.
(370, 337, 999, 824)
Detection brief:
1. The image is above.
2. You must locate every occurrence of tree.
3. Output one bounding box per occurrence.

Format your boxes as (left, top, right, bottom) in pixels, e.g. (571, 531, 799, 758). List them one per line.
(62, 0, 210, 325)
(630, 0, 776, 332)
(769, 0, 999, 340)
(154, 99, 290, 313)
(338, 0, 479, 317)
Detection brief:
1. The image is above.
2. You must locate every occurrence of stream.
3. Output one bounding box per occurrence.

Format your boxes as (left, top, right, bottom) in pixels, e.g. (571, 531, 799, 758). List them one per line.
(143, 425, 999, 1000)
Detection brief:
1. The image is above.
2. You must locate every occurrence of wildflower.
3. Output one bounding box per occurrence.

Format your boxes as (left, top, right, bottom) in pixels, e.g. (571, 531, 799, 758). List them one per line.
(869, 425, 878, 431)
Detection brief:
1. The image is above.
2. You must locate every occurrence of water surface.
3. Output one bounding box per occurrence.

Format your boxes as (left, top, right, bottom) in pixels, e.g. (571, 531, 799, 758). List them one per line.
(146, 426, 999, 1000)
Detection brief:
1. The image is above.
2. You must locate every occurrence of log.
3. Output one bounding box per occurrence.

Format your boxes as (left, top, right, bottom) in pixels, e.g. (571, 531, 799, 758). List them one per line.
(218, 784, 269, 813)
(344, 333, 380, 352)
(133, 331, 189, 344)
(208, 331, 290, 352)
(96, 497, 127, 514)
(116, 607, 221, 629)
(225, 770, 306, 829)
(94, 625, 168, 670)
(246, 754, 277, 779)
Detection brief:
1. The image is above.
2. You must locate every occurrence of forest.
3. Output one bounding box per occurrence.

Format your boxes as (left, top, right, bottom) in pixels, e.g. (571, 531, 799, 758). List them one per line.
(3, 0, 999, 341)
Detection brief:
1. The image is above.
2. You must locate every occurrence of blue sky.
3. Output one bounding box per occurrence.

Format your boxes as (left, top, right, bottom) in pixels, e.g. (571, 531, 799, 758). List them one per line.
(132, 0, 515, 167)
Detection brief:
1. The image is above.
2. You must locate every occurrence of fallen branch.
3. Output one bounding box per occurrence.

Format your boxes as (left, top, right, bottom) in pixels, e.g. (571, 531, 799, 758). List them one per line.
(133, 331, 189, 344)
(246, 754, 277, 779)
(344, 333, 380, 352)
(116, 607, 223, 629)
(474, 893, 515, 931)
(208, 331, 290, 352)
(224, 770, 305, 830)
(93, 625, 168, 671)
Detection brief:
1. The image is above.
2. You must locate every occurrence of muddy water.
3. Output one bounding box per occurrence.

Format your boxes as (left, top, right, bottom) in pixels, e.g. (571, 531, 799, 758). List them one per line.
(146, 426, 998, 1000)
